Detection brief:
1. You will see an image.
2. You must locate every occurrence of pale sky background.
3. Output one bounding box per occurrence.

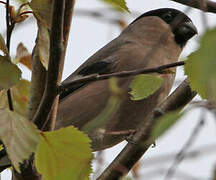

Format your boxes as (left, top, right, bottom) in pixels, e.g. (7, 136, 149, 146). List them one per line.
(0, 0, 216, 179)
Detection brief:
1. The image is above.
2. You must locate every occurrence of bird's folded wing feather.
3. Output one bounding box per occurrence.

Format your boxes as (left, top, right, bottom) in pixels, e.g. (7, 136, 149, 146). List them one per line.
(59, 37, 132, 100)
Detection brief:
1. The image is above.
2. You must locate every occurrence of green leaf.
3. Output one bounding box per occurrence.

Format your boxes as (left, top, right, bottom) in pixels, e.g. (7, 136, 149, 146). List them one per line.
(35, 126, 93, 180)
(0, 109, 40, 172)
(102, 0, 130, 12)
(129, 74, 164, 101)
(0, 79, 30, 116)
(0, 34, 8, 55)
(185, 28, 216, 100)
(0, 56, 21, 90)
(151, 111, 183, 141)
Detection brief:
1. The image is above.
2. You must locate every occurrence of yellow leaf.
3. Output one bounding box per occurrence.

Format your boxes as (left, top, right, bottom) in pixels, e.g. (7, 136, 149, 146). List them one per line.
(37, 22, 50, 70)
(14, 43, 32, 70)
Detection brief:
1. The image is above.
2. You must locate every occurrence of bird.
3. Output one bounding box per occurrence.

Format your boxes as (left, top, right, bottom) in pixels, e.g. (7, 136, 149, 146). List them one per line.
(0, 8, 197, 172)
(55, 8, 197, 151)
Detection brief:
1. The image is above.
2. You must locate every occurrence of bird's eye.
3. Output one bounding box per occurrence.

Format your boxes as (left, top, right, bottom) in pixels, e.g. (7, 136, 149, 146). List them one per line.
(162, 12, 173, 23)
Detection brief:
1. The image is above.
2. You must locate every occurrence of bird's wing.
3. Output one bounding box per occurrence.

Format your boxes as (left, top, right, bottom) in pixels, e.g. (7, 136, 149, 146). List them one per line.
(59, 60, 111, 100)
(59, 37, 126, 100)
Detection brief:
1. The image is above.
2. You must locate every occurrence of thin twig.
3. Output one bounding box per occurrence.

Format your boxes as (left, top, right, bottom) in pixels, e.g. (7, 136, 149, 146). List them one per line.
(0, 1, 6, 5)
(171, 0, 216, 13)
(141, 143, 216, 167)
(97, 79, 197, 180)
(74, 9, 128, 26)
(33, 0, 65, 129)
(141, 168, 209, 180)
(6, 0, 13, 57)
(19, 11, 33, 17)
(59, 61, 185, 94)
(189, 100, 216, 110)
(75, 8, 139, 18)
(6, 0, 15, 111)
(164, 111, 205, 180)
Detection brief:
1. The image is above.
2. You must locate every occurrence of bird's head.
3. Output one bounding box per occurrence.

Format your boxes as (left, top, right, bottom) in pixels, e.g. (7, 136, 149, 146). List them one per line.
(132, 8, 198, 47)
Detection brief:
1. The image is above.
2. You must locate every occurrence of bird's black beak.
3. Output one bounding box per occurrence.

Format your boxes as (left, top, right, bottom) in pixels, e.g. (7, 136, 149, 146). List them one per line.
(174, 21, 198, 47)
(179, 21, 198, 38)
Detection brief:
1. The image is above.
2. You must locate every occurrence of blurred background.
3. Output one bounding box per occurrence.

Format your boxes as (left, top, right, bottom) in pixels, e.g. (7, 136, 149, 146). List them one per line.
(0, 0, 216, 179)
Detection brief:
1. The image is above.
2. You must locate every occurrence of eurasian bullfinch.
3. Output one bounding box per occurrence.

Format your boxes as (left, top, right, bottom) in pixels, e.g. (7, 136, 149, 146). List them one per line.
(55, 8, 197, 151)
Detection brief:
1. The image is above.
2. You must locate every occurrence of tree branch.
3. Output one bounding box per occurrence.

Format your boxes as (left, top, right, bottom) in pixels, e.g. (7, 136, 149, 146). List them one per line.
(33, 0, 65, 129)
(59, 61, 185, 94)
(171, 0, 216, 13)
(97, 79, 197, 180)
(42, 0, 76, 131)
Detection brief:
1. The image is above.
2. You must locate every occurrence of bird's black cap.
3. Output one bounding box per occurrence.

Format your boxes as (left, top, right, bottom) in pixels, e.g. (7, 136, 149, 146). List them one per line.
(132, 8, 198, 46)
